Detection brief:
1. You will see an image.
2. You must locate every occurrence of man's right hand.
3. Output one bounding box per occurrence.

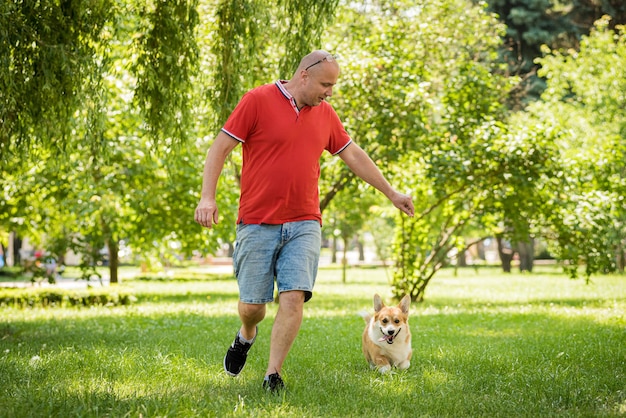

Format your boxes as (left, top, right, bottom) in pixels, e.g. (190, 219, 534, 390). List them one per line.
(195, 198, 219, 228)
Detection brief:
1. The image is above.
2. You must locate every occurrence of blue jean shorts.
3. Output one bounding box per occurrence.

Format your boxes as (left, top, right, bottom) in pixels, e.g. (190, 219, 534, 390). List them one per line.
(232, 220, 321, 304)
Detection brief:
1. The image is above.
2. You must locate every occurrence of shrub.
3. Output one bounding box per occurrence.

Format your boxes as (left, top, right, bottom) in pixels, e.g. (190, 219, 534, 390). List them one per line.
(0, 287, 136, 308)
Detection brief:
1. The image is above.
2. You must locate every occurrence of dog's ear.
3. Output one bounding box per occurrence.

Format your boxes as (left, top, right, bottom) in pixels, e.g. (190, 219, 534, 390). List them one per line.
(399, 294, 411, 314)
(373, 294, 384, 312)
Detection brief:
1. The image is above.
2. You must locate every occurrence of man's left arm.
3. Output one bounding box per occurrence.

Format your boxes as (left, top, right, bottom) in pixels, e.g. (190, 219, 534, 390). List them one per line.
(338, 142, 415, 217)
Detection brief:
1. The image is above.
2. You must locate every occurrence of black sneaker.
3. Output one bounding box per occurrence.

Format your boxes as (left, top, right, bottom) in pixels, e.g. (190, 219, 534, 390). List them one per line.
(262, 372, 285, 393)
(223, 328, 256, 376)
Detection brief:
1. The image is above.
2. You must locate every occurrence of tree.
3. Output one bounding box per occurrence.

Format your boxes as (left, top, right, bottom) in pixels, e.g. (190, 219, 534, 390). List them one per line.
(486, 111, 564, 274)
(483, 0, 576, 106)
(1, 0, 200, 159)
(1, 0, 112, 154)
(1, 0, 202, 281)
(528, 17, 626, 278)
(565, 0, 626, 32)
(323, 0, 549, 301)
(482, 0, 626, 107)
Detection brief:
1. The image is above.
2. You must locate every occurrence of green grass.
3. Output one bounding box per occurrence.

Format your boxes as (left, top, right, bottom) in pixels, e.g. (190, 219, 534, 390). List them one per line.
(1, 266, 625, 417)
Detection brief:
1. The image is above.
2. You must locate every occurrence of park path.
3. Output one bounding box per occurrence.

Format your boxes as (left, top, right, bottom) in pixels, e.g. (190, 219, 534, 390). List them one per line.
(0, 263, 234, 290)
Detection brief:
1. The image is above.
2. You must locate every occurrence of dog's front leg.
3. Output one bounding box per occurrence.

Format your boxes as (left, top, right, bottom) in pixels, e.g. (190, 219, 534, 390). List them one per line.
(374, 356, 392, 373)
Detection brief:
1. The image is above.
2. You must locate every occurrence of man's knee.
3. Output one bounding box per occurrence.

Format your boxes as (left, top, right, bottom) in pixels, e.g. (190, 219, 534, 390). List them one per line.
(239, 301, 266, 322)
(278, 290, 305, 309)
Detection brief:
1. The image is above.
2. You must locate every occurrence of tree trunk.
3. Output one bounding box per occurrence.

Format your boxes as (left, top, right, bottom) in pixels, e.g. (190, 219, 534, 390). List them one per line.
(8, 232, 22, 267)
(457, 248, 468, 267)
(107, 238, 119, 284)
(331, 237, 338, 264)
(342, 235, 348, 283)
(356, 235, 365, 262)
(496, 235, 514, 273)
(617, 244, 625, 273)
(517, 238, 534, 272)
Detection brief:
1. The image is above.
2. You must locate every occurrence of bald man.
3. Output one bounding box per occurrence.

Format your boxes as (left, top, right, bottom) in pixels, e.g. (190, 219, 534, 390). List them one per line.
(195, 50, 414, 392)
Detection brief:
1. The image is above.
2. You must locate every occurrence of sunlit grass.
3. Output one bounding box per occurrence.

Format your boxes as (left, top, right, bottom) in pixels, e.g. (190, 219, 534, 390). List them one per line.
(1, 266, 625, 417)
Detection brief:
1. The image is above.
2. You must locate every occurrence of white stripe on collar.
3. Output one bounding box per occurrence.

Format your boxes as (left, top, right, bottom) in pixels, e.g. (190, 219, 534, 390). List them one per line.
(275, 80, 300, 115)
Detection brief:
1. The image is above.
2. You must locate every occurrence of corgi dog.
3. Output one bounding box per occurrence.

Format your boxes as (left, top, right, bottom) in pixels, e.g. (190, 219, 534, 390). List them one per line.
(361, 294, 412, 373)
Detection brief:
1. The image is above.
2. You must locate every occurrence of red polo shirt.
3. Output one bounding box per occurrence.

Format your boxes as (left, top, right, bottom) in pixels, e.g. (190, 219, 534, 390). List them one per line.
(222, 81, 352, 225)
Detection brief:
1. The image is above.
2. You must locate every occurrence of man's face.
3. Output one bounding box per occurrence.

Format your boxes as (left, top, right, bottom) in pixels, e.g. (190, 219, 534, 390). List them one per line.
(302, 63, 339, 107)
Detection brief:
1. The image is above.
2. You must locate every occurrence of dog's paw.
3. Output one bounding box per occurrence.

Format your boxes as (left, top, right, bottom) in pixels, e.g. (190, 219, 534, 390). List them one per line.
(378, 365, 391, 374)
(397, 360, 410, 370)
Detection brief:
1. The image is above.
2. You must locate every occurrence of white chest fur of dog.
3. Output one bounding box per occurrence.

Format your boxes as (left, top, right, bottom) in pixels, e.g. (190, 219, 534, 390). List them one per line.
(361, 294, 412, 373)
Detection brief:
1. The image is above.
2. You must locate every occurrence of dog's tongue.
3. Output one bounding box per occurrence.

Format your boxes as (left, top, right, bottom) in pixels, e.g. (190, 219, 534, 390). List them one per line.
(379, 334, 394, 343)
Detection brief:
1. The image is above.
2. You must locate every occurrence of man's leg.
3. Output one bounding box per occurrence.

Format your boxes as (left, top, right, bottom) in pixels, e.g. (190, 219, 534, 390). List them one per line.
(227, 223, 282, 378)
(224, 302, 267, 376)
(238, 300, 266, 339)
(265, 290, 305, 376)
(262, 221, 320, 391)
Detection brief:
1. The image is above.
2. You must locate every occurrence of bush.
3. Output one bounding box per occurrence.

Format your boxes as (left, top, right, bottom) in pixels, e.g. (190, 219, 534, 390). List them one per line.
(0, 287, 136, 308)
(0, 267, 22, 278)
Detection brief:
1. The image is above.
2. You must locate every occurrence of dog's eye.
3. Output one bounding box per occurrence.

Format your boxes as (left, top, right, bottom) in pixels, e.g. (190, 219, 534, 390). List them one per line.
(382, 319, 389, 324)
(394, 319, 400, 324)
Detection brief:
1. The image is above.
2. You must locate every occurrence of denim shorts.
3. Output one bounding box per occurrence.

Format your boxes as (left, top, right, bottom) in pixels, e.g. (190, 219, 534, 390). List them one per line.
(232, 220, 321, 304)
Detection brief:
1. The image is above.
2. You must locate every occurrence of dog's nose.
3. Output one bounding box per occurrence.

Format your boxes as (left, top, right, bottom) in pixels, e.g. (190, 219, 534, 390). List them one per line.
(387, 330, 395, 335)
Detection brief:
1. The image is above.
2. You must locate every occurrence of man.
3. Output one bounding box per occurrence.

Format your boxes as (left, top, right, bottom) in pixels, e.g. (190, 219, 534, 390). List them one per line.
(194, 50, 414, 392)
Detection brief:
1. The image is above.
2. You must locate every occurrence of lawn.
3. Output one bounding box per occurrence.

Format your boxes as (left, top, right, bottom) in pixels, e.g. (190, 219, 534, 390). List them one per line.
(1, 266, 625, 417)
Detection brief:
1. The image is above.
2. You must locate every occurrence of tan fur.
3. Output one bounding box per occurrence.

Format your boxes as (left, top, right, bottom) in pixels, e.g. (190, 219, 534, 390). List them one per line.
(361, 294, 412, 373)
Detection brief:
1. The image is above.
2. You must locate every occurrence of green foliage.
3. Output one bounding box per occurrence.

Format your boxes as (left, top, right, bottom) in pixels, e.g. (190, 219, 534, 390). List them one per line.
(0, 287, 134, 308)
(392, 106, 561, 301)
(1, 0, 201, 159)
(529, 17, 626, 278)
(3, 0, 624, 304)
(134, 0, 200, 143)
(486, 0, 572, 73)
(275, 0, 340, 74)
(566, 0, 626, 32)
(69, 233, 105, 282)
(324, 0, 530, 302)
(209, 0, 264, 126)
(0, 0, 113, 154)
(550, 191, 624, 279)
(483, 0, 626, 106)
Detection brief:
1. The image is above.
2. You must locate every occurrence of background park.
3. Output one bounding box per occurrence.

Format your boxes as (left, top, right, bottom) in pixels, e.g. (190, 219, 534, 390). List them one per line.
(1, 0, 625, 417)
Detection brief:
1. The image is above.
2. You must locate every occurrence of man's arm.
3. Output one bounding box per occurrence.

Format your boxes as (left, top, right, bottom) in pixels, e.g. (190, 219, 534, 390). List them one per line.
(338, 142, 414, 217)
(194, 131, 240, 228)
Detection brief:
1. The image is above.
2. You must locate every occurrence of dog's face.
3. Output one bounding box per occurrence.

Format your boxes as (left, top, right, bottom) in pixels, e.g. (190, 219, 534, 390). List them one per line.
(372, 294, 410, 344)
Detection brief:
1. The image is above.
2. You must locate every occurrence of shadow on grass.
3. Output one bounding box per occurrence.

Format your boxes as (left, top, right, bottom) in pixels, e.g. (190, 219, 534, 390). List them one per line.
(131, 290, 239, 304)
(423, 296, 626, 311)
(123, 277, 239, 304)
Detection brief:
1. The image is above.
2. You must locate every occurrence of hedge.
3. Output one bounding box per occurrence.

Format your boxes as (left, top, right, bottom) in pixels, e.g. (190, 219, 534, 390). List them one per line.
(0, 287, 136, 308)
